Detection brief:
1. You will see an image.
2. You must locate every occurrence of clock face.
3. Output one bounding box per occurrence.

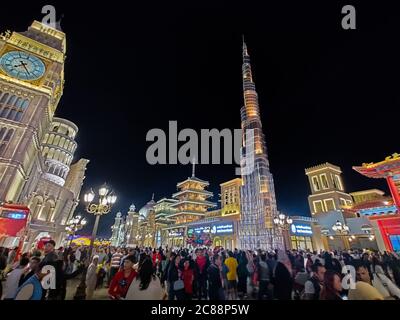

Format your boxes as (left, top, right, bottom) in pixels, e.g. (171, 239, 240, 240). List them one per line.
(0, 51, 46, 81)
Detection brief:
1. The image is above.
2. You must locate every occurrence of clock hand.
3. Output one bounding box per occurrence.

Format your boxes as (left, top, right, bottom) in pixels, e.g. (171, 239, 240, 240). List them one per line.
(22, 63, 30, 75)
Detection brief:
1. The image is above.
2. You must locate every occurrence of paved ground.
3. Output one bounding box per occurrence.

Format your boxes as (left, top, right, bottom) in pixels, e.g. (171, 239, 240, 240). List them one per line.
(65, 278, 259, 300)
(65, 278, 109, 300)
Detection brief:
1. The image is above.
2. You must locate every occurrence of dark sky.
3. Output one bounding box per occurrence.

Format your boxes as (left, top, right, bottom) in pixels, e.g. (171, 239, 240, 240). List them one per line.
(1, 1, 399, 238)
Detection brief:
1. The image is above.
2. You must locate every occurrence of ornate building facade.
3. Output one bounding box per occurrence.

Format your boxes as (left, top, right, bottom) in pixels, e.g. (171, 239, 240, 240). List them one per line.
(238, 40, 283, 250)
(0, 21, 88, 248)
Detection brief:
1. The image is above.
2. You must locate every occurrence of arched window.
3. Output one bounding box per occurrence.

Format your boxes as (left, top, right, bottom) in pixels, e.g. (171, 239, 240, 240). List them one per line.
(3, 129, 14, 141)
(31, 196, 43, 220)
(8, 109, 18, 121)
(59, 137, 65, 148)
(0, 105, 10, 118)
(38, 201, 54, 221)
(14, 111, 23, 122)
(0, 127, 6, 140)
(52, 126, 59, 133)
(21, 100, 29, 108)
(14, 98, 23, 107)
(0, 93, 9, 103)
(7, 95, 16, 105)
(48, 134, 55, 144)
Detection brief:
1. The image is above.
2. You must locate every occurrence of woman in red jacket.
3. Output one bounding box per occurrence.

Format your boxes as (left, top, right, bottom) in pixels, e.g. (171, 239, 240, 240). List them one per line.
(182, 260, 194, 300)
(108, 255, 137, 299)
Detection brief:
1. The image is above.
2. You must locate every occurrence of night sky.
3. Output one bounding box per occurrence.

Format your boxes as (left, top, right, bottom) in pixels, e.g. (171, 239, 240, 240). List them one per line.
(1, 2, 399, 238)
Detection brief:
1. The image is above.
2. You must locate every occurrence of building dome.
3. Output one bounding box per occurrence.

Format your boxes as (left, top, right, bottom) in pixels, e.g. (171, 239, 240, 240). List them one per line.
(138, 197, 156, 221)
(129, 204, 136, 212)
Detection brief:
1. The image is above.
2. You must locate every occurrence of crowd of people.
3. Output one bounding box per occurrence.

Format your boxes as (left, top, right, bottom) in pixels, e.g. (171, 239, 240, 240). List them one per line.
(1, 241, 400, 300)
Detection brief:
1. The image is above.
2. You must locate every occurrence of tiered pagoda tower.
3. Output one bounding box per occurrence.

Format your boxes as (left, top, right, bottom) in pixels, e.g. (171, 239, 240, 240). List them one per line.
(239, 39, 283, 250)
(170, 161, 216, 224)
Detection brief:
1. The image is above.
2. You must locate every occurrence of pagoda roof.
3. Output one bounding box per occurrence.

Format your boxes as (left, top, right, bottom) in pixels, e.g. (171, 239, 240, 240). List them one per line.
(172, 189, 213, 198)
(170, 199, 217, 207)
(156, 198, 178, 204)
(353, 153, 400, 178)
(177, 176, 209, 187)
(168, 211, 207, 217)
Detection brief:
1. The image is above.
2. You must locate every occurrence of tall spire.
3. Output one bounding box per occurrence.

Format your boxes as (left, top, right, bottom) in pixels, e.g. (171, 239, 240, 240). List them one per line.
(242, 34, 248, 56)
(191, 157, 196, 177)
(242, 37, 254, 86)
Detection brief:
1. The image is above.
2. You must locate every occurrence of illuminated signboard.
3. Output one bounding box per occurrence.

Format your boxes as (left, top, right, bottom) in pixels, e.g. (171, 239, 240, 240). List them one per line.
(211, 223, 234, 234)
(0, 210, 27, 220)
(169, 229, 185, 237)
(188, 222, 234, 236)
(290, 223, 313, 235)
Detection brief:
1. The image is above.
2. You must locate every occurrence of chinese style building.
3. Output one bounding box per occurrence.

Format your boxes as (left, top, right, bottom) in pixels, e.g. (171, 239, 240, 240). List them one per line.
(353, 153, 400, 252)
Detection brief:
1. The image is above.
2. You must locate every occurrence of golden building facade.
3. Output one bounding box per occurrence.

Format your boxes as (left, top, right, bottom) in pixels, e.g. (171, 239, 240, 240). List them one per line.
(0, 22, 88, 248)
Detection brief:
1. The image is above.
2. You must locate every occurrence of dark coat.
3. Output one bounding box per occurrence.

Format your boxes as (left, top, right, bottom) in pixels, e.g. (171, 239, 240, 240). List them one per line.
(273, 262, 293, 300)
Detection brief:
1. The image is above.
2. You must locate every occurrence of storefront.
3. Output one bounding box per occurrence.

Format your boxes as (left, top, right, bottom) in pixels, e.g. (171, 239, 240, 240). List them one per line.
(166, 227, 186, 248)
(289, 221, 314, 251)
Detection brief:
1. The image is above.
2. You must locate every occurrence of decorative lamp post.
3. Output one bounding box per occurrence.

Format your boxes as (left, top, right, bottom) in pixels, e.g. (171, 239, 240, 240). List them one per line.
(74, 183, 117, 300)
(331, 220, 351, 250)
(65, 215, 87, 246)
(361, 225, 375, 241)
(273, 212, 293, 250)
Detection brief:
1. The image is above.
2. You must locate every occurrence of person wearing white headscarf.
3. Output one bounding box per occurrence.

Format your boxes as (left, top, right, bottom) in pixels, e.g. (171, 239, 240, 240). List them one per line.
(85, 255, 99, 300)
(272, 250, 294, 300)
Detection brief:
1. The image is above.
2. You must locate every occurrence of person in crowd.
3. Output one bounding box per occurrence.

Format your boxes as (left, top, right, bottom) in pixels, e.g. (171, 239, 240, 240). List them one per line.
(109, 247, 123, 282)
(224, 251, 238, 300)
(39, 240, 58, 268)
(237, 251, 249, 299)
(305, 254, 313, 274)
(86, 255, 99, 300)
(14, 266, 49, 300)
(194, 248, 209, 300)
(19, 256, 41, 287)
(348, 280, 384, 300)
(97, 247, 108, 266)
(165, 254, 184, 300)
(320, 270, 343, 300)
(273, 249, 294, 300)
(2, 256, 29, 300)
(108, 255, 137, 299)
(126, 256, 165, 300)
(6, 247, 17, 268)
(182, 259, 194, 300)
(302, 262, 326, 300)
(208, 254, 225, 300)
(355, 262, 400, 299)
(258, 253, 271, 300)
(152, 249, 162, 275)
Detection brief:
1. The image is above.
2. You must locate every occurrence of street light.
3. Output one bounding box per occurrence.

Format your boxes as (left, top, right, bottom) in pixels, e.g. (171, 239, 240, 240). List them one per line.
(65, 214, 87, 246)
(74, 183, 117, 300)
(273, 212, 293, 250)
(331, 220, 352, 250)
(332, 220, 350, 235)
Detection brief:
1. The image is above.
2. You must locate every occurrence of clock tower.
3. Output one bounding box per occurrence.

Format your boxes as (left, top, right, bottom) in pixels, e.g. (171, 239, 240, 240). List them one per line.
(0, 21, 66, 202)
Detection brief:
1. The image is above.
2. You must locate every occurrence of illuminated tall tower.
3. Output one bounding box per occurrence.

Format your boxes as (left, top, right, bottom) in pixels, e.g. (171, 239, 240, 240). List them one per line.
(239, 39, 283, 250)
